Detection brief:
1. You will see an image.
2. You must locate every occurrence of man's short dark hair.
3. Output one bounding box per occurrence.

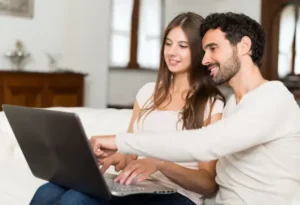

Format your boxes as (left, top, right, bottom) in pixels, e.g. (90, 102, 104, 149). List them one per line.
(200, 12, 266, 66)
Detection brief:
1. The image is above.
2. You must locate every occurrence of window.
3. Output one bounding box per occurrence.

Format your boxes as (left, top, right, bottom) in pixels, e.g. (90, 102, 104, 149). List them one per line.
(261, 0, 300, 103)
(278, 5, 297, 78)
(278, 4, 300, 78)
(110, 0, 163, 70)
(261, 0, 300, 80)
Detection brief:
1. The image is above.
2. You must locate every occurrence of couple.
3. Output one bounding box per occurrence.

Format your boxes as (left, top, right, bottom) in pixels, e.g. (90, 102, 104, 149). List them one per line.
(31, 12, 300, 205)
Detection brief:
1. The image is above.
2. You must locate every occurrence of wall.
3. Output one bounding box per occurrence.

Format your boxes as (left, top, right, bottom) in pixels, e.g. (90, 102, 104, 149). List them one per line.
(62, 0, 111, 108)
(107, 69, 157, 106)
(164, 0, 261, 25)
(0, 0, 66, 71)
(215, 0, 261, 22)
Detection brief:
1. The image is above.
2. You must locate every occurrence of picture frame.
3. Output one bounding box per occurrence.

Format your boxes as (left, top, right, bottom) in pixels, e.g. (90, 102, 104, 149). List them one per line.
(0, 0, 34, 18)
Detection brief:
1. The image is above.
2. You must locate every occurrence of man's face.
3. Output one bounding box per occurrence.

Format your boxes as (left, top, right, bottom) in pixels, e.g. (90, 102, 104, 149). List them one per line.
(202, 28, 241, 85)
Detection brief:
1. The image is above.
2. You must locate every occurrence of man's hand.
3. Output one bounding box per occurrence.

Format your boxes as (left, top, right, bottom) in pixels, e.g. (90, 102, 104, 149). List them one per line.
(114, 158, 164, 185)
(90, 135, 118, 159)
(99, 153, 137, 174)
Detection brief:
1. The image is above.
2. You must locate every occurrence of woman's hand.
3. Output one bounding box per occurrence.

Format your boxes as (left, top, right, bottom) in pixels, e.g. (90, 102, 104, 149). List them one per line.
(114, 158, 164, 185)
(99, 153, 136, 174)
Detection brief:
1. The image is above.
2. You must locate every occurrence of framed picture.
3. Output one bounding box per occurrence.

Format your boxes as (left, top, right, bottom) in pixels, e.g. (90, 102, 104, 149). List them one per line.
(0, 0, 34, 18)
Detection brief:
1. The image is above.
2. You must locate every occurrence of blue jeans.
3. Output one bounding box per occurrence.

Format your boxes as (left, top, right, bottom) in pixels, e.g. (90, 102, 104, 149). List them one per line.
(30, 183, 196, 205)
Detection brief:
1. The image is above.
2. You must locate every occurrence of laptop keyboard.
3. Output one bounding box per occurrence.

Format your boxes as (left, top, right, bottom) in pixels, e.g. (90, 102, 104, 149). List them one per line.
(105, 178, 146, 192)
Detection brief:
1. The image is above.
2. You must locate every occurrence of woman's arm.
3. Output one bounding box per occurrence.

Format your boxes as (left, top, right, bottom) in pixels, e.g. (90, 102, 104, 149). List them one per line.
(157, 113, 221, 195)
(127, 101, 141, 134)
(158, 160, 217, 196)
(125, 100, 140, 160)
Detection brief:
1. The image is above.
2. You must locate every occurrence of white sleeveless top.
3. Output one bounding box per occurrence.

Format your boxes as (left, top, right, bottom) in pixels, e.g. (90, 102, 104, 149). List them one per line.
(133, 82, 224, 205)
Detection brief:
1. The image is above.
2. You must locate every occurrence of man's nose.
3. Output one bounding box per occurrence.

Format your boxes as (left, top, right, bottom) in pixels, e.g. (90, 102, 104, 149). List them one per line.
(202, 53, 211, 66)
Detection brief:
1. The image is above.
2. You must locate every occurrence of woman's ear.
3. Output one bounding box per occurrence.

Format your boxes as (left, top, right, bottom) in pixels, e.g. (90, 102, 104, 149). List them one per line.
(239, 36, 252, 56)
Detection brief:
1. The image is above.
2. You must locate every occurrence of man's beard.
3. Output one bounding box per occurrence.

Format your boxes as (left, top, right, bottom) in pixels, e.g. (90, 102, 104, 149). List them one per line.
(211, 49, 241, 85)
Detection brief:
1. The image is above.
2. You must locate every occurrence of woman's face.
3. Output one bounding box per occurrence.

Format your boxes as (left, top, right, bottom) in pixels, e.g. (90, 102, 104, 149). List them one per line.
(164, 27, 191, 74)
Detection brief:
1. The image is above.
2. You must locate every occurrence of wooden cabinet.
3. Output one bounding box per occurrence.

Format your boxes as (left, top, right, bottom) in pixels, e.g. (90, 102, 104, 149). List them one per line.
(0, 71, 86, 110)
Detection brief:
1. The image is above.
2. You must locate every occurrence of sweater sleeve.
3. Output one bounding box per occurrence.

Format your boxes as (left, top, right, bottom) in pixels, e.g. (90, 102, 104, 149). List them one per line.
(116, 86, 292, 162)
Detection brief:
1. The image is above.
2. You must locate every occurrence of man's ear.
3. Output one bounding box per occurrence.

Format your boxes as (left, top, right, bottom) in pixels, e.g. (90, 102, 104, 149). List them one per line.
(239, 36, 252, 56)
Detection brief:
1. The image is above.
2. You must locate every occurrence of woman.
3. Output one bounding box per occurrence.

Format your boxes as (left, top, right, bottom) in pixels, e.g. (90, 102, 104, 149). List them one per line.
(30, 12, 225, 205)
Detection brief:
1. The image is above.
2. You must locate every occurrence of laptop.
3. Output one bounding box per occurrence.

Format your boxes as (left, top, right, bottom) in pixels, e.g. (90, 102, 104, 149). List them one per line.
(2, 104, 176, 200)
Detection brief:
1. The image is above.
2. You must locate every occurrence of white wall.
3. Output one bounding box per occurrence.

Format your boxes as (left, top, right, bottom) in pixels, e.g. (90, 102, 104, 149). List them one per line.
(164, 0, 219, 25)
(164, 0, 261, 24)
(107, 69, 157, 106)
(62, 0, 111, 108)
(214, 0, 261, 23)
(0, 0, 66, 71)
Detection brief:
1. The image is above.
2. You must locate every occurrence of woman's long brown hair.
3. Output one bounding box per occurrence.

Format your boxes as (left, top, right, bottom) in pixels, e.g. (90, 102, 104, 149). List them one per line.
(138, 12, 225, 130)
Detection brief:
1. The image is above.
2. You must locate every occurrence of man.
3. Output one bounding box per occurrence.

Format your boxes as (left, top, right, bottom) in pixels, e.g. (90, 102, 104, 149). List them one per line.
(91, 12, 300, 205)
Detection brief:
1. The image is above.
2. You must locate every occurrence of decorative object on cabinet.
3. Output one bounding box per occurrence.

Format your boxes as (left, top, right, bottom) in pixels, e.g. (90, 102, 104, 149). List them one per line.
(45, 52, 59, 72)
(4, 40, 30, 71)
